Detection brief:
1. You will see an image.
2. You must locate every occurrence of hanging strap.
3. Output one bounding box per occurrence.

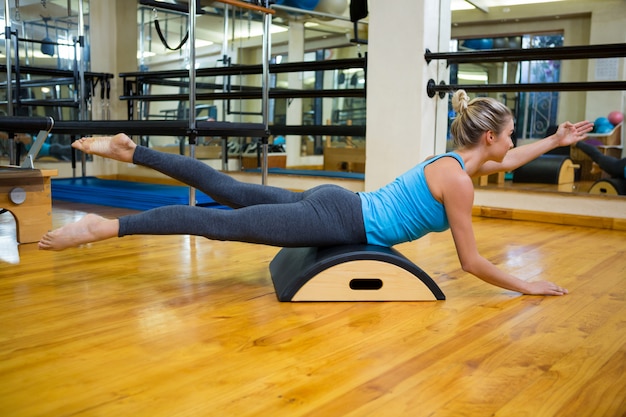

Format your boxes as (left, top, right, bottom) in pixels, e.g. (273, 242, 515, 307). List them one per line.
(155, 19, 189, 51)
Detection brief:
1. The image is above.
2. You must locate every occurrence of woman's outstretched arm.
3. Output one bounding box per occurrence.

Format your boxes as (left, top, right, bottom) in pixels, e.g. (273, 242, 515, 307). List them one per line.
(442, 169, 568, 296)
(476, 120, 593, 177)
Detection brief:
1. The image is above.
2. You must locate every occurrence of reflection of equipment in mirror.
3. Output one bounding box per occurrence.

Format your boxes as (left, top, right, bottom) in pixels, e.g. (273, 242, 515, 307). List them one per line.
(513, 155, 579, 185)
(0, 116, 57, 244)
(589, 178, 626, 196)
(41, 16, 55, 56)
(571, 123, 623, 182)
(426, 40, 625, 201)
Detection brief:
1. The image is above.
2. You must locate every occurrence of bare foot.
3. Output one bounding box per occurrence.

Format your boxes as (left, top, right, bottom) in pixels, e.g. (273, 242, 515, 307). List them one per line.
(72, 133, 137, 163)
(590, 162, 601, 175)
(38, 214, 119, 251)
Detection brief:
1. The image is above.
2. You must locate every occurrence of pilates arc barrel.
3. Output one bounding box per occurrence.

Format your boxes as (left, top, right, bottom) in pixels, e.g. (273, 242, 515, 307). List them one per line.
(513, 155, 579, 184)
(269, 244, 445, 302)
(588, 178, 626, 196)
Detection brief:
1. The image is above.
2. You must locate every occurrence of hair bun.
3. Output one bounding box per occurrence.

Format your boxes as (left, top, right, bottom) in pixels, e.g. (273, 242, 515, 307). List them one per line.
(452, 89, 469, 114)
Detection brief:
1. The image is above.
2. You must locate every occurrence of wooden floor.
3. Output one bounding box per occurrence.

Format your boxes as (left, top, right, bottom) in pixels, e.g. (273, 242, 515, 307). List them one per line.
(1, 201, 625, 417)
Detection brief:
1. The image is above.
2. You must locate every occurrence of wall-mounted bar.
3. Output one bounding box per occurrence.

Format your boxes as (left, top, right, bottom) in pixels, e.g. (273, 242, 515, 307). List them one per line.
(425, 43, 626, 64)
(427, 79, 626, 98)
(119, 88, 365, 102)
(120, 57, 366, 79)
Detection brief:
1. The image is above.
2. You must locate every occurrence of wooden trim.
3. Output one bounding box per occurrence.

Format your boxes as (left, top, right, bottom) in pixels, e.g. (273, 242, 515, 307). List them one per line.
(473, 205, 626, 231)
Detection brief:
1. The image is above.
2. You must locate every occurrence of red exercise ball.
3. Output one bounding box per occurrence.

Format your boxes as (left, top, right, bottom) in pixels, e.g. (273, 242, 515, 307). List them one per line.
(607, 111, 624, 126)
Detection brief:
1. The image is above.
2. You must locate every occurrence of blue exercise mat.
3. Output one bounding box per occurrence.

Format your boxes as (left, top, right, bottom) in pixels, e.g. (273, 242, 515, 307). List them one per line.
(52, 177, 229, 211)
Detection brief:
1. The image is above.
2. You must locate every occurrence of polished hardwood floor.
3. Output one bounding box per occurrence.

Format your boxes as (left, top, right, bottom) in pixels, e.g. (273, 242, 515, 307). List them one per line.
(1, 201, 625, 416)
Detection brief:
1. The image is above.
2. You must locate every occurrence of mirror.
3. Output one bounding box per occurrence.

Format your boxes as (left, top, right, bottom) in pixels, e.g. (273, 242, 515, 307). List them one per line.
(450, 34, 624, 198)
(0, 0, 90, 165)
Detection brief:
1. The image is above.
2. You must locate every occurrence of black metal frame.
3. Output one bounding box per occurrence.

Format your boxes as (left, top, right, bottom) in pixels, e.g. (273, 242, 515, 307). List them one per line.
(120, 57, 367, 116)
(425, 43, 626, 97)
(425, 43, 626, 64)
(0, 64, 114, 111)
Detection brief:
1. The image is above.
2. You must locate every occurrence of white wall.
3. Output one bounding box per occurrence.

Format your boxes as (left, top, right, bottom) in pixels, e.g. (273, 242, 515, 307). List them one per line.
(364, 0, 451, 191)
(89, 0, 137, 121)
(584, 1, 626, 134)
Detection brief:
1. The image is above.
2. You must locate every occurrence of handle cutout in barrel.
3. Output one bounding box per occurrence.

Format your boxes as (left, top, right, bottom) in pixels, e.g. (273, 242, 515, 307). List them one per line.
(349, 278, 383, 290)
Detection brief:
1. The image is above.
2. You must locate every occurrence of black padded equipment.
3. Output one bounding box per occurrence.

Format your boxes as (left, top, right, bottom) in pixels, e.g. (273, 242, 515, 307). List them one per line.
(513, 155, 571, 184)
(589, 178, 626, 195)
(269, 244, 445, 302)
(349, 0, 368, 21)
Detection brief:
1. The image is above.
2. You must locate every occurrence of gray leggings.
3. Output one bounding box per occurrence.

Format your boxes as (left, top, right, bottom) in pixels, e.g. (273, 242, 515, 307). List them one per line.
(118, 146, 367, 247)
(576, 141, 626, 179)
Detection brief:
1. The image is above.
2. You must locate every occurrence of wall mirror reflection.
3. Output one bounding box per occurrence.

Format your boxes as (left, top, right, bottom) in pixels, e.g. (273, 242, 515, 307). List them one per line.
(449, 32, 624, 198)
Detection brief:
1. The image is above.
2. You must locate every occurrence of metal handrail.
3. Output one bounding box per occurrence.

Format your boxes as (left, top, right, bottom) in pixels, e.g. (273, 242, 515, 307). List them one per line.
(425, 43, 626, 64)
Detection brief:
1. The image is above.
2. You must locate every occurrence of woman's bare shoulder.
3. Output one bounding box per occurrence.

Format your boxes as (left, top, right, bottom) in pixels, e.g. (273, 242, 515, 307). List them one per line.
(425, 156, 472, 202)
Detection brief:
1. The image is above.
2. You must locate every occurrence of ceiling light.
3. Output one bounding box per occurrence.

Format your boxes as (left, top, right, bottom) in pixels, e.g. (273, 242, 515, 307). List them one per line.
(452, 0, 568, 11)
(457, 72, 488, 82)
(451, 0, 475, 11)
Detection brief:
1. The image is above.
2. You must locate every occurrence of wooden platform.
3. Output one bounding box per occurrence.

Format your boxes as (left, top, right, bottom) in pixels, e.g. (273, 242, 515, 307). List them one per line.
(0, 201, 624, 416)
(0, 168, 57, 243)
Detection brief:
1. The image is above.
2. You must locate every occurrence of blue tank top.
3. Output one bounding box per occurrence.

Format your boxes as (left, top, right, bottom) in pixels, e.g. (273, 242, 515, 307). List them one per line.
(359, 152, 465, 247)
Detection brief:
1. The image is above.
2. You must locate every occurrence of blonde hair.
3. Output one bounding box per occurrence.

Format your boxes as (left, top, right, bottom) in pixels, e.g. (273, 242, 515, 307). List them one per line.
(449, 90, 513, 149)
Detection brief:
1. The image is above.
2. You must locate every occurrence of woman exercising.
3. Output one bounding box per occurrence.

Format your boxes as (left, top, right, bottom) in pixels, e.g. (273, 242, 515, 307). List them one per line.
(39, 90, 593, 296)
(575, 140, 626, 179)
